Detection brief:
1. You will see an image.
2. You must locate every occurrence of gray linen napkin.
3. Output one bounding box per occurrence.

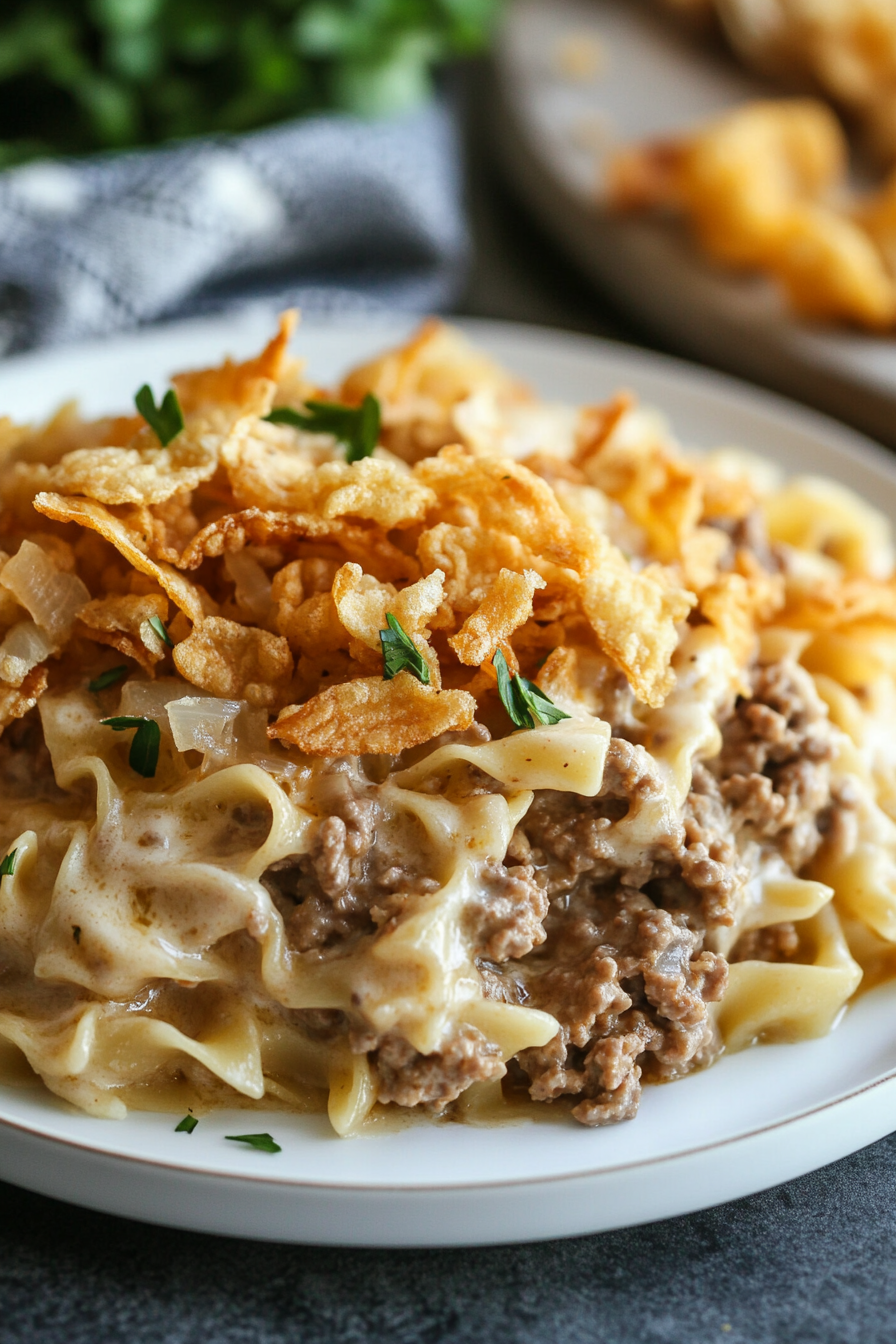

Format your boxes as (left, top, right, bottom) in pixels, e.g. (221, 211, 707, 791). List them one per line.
(0, 99, 466, 354)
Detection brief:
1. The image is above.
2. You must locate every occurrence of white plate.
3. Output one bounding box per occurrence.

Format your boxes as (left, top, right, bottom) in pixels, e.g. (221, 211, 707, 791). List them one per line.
(2, 310, 896, 1247)
(493, 0, 896, 446)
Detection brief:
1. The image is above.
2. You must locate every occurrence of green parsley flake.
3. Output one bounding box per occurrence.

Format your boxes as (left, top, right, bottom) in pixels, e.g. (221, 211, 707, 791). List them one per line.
(100, 716, 162, 778)
(265, 393, 380, 463)
(147, 615, 174, 648)
(175, 1115, 198, 1134)
(493, 649, 571, 730)
(379, 612, 430, 685)
(135, 384, 184, 447)
(0, 849, 16, 879)
(225, 1132, 281, 1153)
(88, 666, 129, 694)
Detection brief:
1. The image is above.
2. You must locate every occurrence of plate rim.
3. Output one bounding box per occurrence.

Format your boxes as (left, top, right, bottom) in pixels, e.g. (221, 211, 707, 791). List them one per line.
(1, 1052, 895, 1194)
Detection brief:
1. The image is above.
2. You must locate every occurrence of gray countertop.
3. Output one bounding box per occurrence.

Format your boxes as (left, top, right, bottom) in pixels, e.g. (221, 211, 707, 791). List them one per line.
(1, 1130, 894, 1343)
(1, 78, 894, 1344)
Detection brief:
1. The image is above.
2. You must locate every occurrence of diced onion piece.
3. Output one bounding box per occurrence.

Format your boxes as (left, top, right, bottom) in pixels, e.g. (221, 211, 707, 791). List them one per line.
(224, 551, 273, 626)
(0, 620, 55, 687)
(119, 678, 193, 732)
(256, 757, 298, 780)
(0, 540, 90, 641)
(168, 696, 241, 757)
(235, 704, 270, 758)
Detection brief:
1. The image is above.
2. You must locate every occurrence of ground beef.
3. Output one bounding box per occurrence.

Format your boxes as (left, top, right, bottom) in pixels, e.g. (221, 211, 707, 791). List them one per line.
(372, 1025, 505, 1109)
(514, 881, 728, 1123)
(715, 660, 835, 871)
(520, 739, 685, 899)
(261, 764, 439, 953)
(510, 657, 854, 1127)
(465, 860, 549, 962)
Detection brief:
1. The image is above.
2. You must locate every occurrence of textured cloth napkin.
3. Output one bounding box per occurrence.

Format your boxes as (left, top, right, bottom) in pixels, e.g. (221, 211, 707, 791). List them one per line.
(0, 99, 466, 355)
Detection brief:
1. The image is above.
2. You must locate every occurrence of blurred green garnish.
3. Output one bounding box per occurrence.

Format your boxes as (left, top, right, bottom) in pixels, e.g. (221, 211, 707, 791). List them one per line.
(0, 0, 502, 164)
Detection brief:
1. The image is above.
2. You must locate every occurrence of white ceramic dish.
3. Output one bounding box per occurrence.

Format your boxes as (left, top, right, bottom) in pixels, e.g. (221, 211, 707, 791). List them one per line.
(1, 311, 896, 1247)
(493, 0, 896, 446)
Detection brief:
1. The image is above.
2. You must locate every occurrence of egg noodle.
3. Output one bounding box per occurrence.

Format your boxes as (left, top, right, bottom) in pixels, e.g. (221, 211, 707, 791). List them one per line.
(0, 313, 893, 1135)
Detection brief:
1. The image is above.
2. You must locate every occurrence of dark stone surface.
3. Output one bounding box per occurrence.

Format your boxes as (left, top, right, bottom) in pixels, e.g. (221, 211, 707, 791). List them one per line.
(0, 1132, 895, 1343)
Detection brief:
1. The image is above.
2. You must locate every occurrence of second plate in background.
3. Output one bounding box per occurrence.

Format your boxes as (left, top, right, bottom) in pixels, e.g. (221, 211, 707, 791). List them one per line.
(493, 0, 896, 447)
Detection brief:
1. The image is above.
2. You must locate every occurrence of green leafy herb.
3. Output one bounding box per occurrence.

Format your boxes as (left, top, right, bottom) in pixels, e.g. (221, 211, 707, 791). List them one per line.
(0, 2, 501, 165)
(266, 393, 380, 463)
(493, 649, 570, 730)
(379, 612, 430, 684)
(135, 384, 184, 447)
(175, 1115, 198, 1134)
(0, 850, 16, 879)
(88, 665, 129, 693)
(100, 715, 162, 777)
(225, 1132, 281, 1153)
(148, 615, 174, 648)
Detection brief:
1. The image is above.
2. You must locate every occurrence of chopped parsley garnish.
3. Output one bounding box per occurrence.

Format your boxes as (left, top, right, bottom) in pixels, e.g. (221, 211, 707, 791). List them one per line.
(147, 615, 174, 648)
(380, 612, 430, 685)
(100, 716, 162, 778)
(493, 649, 571, 730)
(88, 666, 129, 694)
(72, 926, 81, 945)
(0, 849, 16, 878)
(265, 393, 380, 464)
(135, 384, 184, 447)
(175, 1115, 198, 1135)
(225, 1132, 281, 1153)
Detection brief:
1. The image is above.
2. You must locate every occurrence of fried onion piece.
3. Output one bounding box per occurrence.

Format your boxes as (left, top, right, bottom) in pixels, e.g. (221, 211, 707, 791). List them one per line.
(714, 0, 896, 166)
(330, 563, 444, 681)
(270, 674, 476, 755)
(172, 310, 298, 417)
(76, 593, 169, 674)
(42, 419, 224, 507)
(222, 426, 435, 528)
(0, 664, 48, 732)
(779, 575, 896, 630)
(177, 508, 418, 583)
(579, 533, 696, 706)
(4, 403, 144, 471)
(331, 563, 444, 649)
(449, 568, 546, 667)
(33, 492, 209, 625)
(609, 99, 896, 328)
(339, 319, 528, 463)
(285, 592, 346, 659)
(415, 448, 582, 569)
(575, 411, 703, 562)
(179, 509, 337, 566)
(699, 564, 785, 668)
(271, 560, 304, 649)
(172, 616, 292, 709)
